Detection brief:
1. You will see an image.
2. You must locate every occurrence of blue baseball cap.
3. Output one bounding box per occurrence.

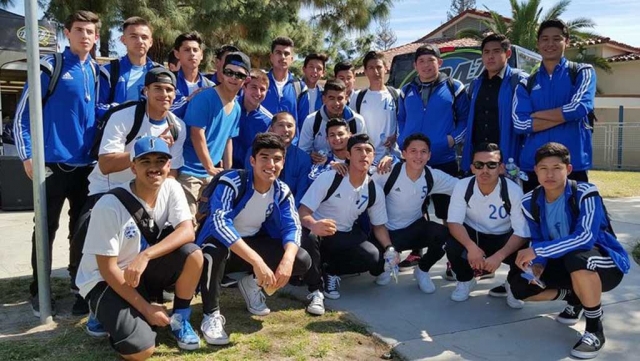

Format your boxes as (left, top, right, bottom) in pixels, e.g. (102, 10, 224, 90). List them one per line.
(131, 136, 172, 161)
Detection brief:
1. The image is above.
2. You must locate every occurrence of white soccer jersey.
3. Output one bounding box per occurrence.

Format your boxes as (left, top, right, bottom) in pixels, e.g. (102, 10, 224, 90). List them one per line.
(447, 176, 530, 237)
(298, 107, 367, 155)
(233, 185, 275, 237)
(301, 170, 388, 232)
(356, 89, 400, 163)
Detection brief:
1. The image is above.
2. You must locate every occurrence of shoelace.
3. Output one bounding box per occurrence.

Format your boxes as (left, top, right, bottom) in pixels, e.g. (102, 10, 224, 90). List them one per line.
(580, 332, 601, 347)
(250, 286, 267, 308)
(307, 292, 324, 305)
(180, 320, 199, 341)
(204, 314, 226, 334)
(326, 275, 341, 291)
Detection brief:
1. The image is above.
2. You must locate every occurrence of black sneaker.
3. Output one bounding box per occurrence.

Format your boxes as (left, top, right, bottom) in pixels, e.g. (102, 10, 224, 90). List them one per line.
(221, 275, 238, 288)
(571, 331, 605, 359)
(398, 254, 421, 271)
(488, 284, 507, 298)
(556, 304, 584, 325)
(72, 294, 89, 316)
(444, 262, 456, 281)
(31, 294, 56, 318)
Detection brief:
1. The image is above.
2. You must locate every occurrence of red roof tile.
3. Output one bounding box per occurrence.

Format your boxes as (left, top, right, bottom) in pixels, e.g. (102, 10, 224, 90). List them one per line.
(572, 36, 640, 52)
(606, 53, 640, 62)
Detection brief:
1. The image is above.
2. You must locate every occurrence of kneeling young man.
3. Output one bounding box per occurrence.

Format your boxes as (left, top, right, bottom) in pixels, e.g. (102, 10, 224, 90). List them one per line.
(511, 142, 629, 359)
(196, 133, 311, 346)
(76, 136, 203, 360)
(299, 134, 398, 316)
(446, 143, 530, 305)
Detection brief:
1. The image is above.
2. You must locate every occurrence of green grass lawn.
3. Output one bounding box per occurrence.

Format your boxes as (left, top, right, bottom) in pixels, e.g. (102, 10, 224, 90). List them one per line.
(0, 278, 391, 361)
(590, 170, 640, 198)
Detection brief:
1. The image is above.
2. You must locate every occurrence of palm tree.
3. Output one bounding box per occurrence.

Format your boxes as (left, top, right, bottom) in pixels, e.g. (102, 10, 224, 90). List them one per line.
(455, 0, 611, 73)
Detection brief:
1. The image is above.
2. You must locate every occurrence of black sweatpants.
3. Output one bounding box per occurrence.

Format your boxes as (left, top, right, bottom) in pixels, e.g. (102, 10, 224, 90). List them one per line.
(302, 227, 385, 293)
(385, 217, 450, 272)
(508, 247, 624, 301)
(523, 170, 588, 194)
(430, 161, 459, 220)
(200, 236, 311, 315)
(446, 224, 525, 282)
(68, 193, 104, 291)
(30, 164, 92, 297)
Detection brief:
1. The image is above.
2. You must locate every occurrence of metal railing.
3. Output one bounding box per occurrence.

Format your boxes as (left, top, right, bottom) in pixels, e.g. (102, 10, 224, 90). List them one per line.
(593, 123, 640, 170)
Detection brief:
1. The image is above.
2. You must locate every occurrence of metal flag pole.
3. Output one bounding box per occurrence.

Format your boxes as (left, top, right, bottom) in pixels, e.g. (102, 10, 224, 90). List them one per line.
(24, 0, 52, 324)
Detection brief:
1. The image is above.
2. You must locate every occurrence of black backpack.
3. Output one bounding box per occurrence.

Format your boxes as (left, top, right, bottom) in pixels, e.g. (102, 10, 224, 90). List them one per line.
(383, 161, 434, 219)
(89, 99, 179, 160)
(525, 61, 597, 132)
(312, 111, 358, 139)
(321, 173, 376, 210)
(354, 87, 400, 114)
(106, 59, 163, 104)
(530, 180, 616, 237)
(40, 52, 99, 106)
(464, 176, 512, 216)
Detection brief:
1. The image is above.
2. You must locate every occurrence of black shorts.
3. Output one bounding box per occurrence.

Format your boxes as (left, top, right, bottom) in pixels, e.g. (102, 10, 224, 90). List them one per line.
(429, 161, 459, 220)
(86, 243, 199, 355)
(508, 247, 624, 301)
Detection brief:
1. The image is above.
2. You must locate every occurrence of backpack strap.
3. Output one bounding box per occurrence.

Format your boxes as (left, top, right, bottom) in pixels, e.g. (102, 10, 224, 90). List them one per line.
(422, 166, 434, 219)
(293, 79, 303, 99)
(444, 75, 459, 124)
(509, 69, 523, 92)
(41, 53, 63, 106)
(464, 177, 475, 207)
(322, 173, 343, 203)
(499, 176, 512, 216)
(90, 100, 139, 160)
(526, 68, 540, 94)
(383, 162, 403, 195)
(367, 180, 376, 209)
(166, 112, 179, 142)
(347, 118, 357, 134)
(568, 179, 580, 218)
(567, 61, 579, 85)
(312, 111, 323, 138)
(530, 185, 543, 224)
(108, 187, 160, 246)
(108, 59, 120, 104)
(125, 100, 148, 146)
(387, 86, 399, 107)
(355, 89, 368, 113)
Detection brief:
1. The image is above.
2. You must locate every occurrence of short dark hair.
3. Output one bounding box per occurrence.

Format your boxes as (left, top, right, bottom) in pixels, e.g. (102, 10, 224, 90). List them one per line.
(251, 133, 286, 158)
(215, 44, 239, 60)
(363, 51, 386, 69)
(173, 31, 203, 51)
(326, 118, 349, 134)
(347, 133, 374, 153)
(334, 61, 354, 75)
(535, 142, 571, 165)
(269, 111, 294, 127)
(271, 36, 294, 52)
(122, 16, 150, 33)
(402, 133, 431, 152)
(473, 142, 503, 162)
(538, 19, 570, 41)
(64, 10, 101, 32)
(481, 33, 511, 52)
(304, 53, 328, 68)
(167, 50, 179, 67)
(323, 79, 346, 95)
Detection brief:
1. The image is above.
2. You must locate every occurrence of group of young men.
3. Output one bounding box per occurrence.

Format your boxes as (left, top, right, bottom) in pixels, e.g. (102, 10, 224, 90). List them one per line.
(13, 9, 630, 360)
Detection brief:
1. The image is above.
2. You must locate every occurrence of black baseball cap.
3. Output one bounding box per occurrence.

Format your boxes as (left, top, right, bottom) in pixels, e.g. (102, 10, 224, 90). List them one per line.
(144, 67, 177, 88)
(347, 133, 374, 152)
(415, 44, 441, 60)
(223, 51, 251, 75)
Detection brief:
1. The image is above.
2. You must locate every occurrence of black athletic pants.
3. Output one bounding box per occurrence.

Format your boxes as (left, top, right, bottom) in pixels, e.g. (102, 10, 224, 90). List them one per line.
(30, 164, 92, 297)
(386, 217, 451, 272)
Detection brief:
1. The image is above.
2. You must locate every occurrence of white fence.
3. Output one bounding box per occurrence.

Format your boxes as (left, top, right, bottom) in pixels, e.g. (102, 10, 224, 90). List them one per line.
(593, 123, 640, 170)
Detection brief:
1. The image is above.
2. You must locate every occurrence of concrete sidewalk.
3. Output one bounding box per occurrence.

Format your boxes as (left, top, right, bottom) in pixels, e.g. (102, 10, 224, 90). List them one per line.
(1, 198, 639, 360)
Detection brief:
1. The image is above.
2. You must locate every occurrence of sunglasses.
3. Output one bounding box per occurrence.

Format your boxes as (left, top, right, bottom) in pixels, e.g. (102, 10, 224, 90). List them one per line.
(472, 161, 500, 170)
(223, 68, 248, 80)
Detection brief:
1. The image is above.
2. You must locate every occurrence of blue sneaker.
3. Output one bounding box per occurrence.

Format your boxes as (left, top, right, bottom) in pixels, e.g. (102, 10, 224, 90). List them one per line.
(85, 313, 107, 338)
(170, 312, 201, 350)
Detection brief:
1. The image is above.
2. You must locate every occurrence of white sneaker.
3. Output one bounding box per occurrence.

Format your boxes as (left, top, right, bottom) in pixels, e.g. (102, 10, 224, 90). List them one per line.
(451, 279, 477, 302)
(375, 270, 392, 286)
(505, 282, 524, 309)
(238, 275, 271, 316)
(306, 290, 325, 316)
(414, 267, 436, 294)
(323, 274, 341, 299)
(200, 312, 229, 345)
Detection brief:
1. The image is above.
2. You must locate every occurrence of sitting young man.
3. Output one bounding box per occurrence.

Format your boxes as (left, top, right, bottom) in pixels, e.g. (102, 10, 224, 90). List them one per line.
(308, 118, 352, 180)
(76, 136, 203, 359)
(299, 134, 399, 316)
(511, 142, 629, 359)
(446, 143, 530, 306)
(196, 133, 311, 346)
(372, 133, 458, 293)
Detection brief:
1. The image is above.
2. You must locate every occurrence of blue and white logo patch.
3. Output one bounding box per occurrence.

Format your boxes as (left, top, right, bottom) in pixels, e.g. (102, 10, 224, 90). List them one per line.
(124, 222, 138, 239)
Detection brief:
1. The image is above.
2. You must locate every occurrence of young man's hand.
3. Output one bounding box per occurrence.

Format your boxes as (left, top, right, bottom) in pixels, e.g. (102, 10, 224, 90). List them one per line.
(158, 125, 175, 147)
(330, 162, 348, 176)
(206, 166, 224, 177)
(22, 159, 33, 180)
(383, 134, 397, 148)
(516, 247, 537, 270)
(447, 135, 455, 148)
(483, 253, 503, 273)
(310, 152, 327, 164)
(124, 252, 150, 288)
(377, 156, 393, 174)
(144, 303, 170, 327)
(253, 260, 277, 289)
(466, 244, 485, 270)
(311, 219, 337, 237)
(274, 258, 294, 289)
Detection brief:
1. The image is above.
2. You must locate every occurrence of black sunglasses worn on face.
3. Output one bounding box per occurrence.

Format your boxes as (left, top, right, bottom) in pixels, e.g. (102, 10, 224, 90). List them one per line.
(223, 68, 248, 80)
(472, 161, 500, 170)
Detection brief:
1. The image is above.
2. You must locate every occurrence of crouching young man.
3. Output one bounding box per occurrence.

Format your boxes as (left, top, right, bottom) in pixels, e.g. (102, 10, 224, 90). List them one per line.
(196, 133, 311, 346)
(511, 142, 629, 359)
(76, 136, 203, 360)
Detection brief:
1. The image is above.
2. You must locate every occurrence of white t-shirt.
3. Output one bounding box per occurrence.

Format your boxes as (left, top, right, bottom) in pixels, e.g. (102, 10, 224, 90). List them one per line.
(372, 163, 458, 230)
(348, 90, 359, 107)
(88, 106, 186, 196)
(447, 176, 530, 237)
(298, 108, 367, 155)
(357, 89, 400, 163)
(301, 170, 387, 232)
(275, 79, 287, 97)
(233, 186, 275, 237)
(308, 88, 319, 113)
(186, 80, 199, 95)
(76, 178, 192, 297)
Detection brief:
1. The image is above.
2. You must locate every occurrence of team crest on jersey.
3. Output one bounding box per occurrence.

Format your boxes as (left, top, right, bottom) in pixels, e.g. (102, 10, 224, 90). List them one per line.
(124, 222, 138, 239)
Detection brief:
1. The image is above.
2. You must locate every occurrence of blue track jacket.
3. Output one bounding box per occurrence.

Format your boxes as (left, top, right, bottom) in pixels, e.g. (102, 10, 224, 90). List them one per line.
(262, 70, 306, 124)
(195, 170, 302, 248)
(521, 181, 630, 273)
(512, 57, 596, 172)
(398, 74, 469, 166)
(233, 99, 273, 168)
(461, 66, 526, 171)
(171, 69, 215, 118)
(14, 48, 98, 164)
